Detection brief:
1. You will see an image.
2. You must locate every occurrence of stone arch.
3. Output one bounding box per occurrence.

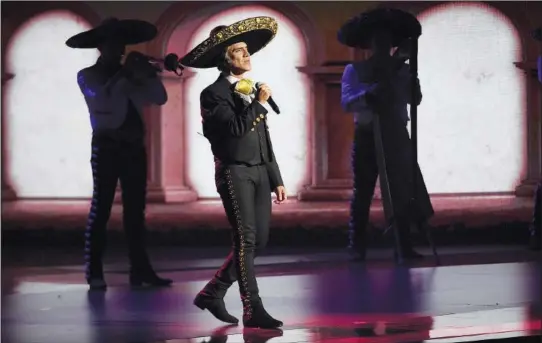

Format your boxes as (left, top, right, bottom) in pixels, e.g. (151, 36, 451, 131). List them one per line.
(1, 3, 101, 200)
(3, 7, 102, 199)
(413, 2, 525, 194)
(144, 2, 324, 201)
(381, 1, 540, 196)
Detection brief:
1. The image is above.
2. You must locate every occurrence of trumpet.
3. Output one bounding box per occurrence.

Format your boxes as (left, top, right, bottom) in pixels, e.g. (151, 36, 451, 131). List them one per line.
(144, 53, 185, 76)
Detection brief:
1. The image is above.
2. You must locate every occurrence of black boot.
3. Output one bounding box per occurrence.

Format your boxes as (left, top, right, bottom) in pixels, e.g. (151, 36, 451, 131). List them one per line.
(395, 220, 424, 260)
(194, 292, 239, 324)
(129, 253, 172, 287)
(87, 277, 107, 290)
(194, 257, 238, 324)
(243, 301, 283, 329)
(85, 250, 107, 290)
(348, 233, 368, 261)
(129, 270, 172, 287)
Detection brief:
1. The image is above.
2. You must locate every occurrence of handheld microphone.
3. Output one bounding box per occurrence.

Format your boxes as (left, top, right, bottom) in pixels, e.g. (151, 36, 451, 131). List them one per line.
(255, 82, 281, 114)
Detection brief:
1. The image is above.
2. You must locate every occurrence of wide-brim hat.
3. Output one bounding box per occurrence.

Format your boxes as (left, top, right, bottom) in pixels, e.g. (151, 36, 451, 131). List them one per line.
(338, 8, 421, 49)
(65, 17, 157, 49)
(180, 16, 278, 69)
(533, 27, 542, 41)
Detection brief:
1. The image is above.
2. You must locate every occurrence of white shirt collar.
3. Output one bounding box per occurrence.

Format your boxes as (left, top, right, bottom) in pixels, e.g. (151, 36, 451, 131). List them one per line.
(224, 72, 249, 84)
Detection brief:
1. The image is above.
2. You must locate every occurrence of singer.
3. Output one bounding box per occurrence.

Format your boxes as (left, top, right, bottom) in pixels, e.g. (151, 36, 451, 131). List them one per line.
(180, 16, 285, 329)
(66, 18, 172, 290)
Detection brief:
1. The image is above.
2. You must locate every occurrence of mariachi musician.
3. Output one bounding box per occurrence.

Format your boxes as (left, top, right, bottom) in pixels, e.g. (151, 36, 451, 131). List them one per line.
(66, 18, 172, 289)
(338, 8, 434, 261)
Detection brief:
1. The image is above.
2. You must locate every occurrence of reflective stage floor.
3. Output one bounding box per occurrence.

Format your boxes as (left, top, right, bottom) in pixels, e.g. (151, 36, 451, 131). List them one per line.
(1, 247, 541, 343)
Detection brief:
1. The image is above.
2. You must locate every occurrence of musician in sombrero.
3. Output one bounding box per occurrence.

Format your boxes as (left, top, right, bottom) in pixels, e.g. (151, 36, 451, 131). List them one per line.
(180, 16, 285, 329)
(338, 8, 434, 261)
(66, 18, 172, 289)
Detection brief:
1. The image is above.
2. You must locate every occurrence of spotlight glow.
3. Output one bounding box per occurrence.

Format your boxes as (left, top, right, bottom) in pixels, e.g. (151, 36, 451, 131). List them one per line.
(184, 6, 309, 198)
(5, 11, 99, 198)
(415, 3, 525, 194)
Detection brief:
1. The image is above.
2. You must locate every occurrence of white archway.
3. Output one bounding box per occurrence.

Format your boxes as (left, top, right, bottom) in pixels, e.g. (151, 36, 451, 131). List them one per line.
(414, 2, 525, 194)
(5, 10, 99, 198)
(184, 5, 309, 198)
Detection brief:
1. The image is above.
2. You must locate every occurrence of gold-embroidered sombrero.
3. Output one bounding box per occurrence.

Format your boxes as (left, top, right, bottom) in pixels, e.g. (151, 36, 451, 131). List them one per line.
(180, 16, 278, 69)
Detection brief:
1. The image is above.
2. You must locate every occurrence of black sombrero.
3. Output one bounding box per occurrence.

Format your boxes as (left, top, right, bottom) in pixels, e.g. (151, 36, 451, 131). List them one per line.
(180, 16, 278, 69)
(338, 8, 421, 49)
(65, 17, 157, 49)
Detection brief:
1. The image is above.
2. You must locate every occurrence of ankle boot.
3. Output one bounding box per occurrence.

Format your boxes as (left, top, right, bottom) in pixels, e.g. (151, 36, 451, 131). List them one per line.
(86, 261, 107, 290)
(194, 292, 239, 324)
(348, 225, 368, 261)
(87, 277, 107, 290)
(243, 301, 283, 329)
(395, 220, 424, 260)
(129, 267, 172, 287)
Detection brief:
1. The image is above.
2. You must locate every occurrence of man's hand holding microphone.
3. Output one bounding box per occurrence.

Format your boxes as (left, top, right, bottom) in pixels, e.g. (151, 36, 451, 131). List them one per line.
(256, 83, 272, 105)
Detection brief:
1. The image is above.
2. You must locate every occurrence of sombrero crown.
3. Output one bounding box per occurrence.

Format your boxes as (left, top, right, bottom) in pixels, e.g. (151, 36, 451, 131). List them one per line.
(338, 8, 421, 49)
(180, 16, 278, 69)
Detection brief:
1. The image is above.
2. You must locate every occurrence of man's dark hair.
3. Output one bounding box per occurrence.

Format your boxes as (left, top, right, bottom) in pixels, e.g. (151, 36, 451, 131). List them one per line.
(209, 25, 231, 72)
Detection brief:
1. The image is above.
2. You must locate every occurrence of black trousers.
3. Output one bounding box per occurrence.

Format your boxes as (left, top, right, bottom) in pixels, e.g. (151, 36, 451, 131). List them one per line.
(85, 137, 151, 279)
(348, 123, 433, 253)
(202, 164, 272, 310)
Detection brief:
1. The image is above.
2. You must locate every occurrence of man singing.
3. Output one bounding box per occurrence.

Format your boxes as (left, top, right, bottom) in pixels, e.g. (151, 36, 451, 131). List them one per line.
(180, 16, 285, 329)
(66, 18, 172, 290)
(338, 9, 434, 261)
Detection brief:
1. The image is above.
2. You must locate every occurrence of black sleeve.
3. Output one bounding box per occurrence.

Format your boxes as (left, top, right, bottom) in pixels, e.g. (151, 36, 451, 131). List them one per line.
(266, 136, 284, 190)
(407, 78, 423, 106)
(200, 88, 268, 137)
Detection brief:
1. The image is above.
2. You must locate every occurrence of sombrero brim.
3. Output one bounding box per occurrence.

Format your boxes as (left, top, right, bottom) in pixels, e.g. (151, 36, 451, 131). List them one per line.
(180, 16, 278, 69)
(338, 8, 421, 49)
(66, 19, 157, 49)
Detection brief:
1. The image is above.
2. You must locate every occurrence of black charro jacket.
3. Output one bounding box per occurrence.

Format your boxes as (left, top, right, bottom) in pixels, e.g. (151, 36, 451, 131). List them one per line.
(200, 74, 284, 190)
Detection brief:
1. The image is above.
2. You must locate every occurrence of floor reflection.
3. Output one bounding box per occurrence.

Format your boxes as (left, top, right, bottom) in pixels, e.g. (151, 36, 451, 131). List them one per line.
(1, 260, 540, 343)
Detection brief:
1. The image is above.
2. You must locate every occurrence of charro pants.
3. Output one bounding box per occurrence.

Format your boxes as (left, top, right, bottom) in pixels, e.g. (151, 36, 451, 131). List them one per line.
(85, 138, 151, 280)
(349, 125, 379, 253)
(348, 122, 433, 254)
(202, 164, 272, 308)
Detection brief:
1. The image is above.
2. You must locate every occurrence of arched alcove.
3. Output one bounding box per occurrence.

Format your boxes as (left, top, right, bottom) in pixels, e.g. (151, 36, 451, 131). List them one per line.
(148, 2, 322, 201)
(413, 2, 526, 194)
(183, 5, 309, 198)
(4, 10, 99, 198)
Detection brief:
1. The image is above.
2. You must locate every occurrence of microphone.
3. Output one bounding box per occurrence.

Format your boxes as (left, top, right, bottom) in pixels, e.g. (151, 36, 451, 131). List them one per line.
(255, 82, 281, 114)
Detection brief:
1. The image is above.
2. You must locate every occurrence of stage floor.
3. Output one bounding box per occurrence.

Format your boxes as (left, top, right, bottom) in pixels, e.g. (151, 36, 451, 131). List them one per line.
(2, 247, 540, 343)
